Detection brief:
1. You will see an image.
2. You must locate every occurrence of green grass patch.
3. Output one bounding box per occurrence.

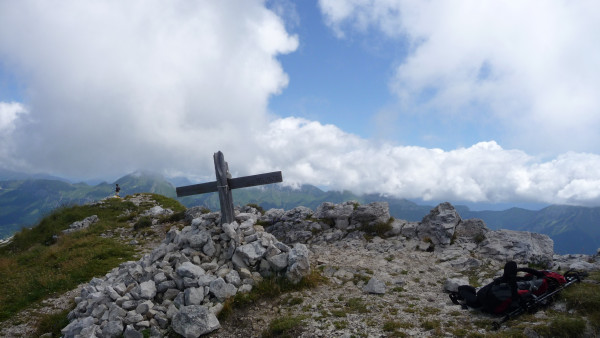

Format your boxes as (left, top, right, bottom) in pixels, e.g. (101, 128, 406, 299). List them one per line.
(420, 319, 441, 331)
(391, 286, 404, 293)
(162, 210, 186, 223)
(532, 314, 586, 338)
(473, 233, 485, 244)
(142, 193, 186, 212)
(352, 273, 371, 285)
(420, 306, 441, 315)
(2, 198, 131, 254)
(345, 297, 368, 313)
(360, 218, 394, 238)
(0, 194, 176, 322)
(472, 319, 493, 329)
(287, 296, 304, 306)
(562, 281, 600, 315)
(134, 216, 153, 230)
(262, 315, 308, 337)
(331, 309, 347, 317)
(449, 327, 469, 337)
(0, 233, 135, 321)
(34, 308, 71, 337)
(255, 219, 272, 227)
(333, 320, 348, 330)
(246, 203, 266, 215)
(383, 320, 413, 331)
(218, 269, 327, 320)
(560, 278, 600, 333)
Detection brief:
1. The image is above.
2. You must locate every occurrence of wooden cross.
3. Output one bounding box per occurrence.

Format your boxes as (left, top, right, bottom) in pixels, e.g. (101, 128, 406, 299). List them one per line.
(176, 151, 283, 224)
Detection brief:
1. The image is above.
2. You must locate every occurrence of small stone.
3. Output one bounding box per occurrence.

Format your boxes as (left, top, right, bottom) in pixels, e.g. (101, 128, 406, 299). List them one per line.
(135, 301, 151, 315)
(363, 278, 386, 294)
(172, 305, 221, 337)
(185, 287, 205, 306)
(154, 272, 167, 284)
(139, 280, 157, 299)
(123, 324, 143, 338)
(225, 270, 242, 287)
(444, 278, 469, 293)
(122, 300, 137, 311)
(155, 313, 169, 329)
(163, 288, 181, 301)
(209, 278, 237, 301)
(176, 262, 205, 279)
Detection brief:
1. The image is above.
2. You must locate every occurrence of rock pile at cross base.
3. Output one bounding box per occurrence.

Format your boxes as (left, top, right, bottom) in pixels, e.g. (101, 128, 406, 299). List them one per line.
(62, 201, 600, 337)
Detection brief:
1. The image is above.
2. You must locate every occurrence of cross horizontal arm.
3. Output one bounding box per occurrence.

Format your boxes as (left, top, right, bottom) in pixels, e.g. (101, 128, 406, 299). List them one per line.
(229, 171, 282, 190)
(176, 171, 282, 197)
(176, 181, 218, 197)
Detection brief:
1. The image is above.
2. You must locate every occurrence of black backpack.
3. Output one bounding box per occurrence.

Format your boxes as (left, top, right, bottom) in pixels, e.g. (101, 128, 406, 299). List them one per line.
(451, 261, 567, 315)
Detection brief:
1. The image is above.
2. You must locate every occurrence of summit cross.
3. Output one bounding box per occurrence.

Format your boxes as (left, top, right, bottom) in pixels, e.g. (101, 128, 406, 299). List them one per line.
(176, 151, 283, 224)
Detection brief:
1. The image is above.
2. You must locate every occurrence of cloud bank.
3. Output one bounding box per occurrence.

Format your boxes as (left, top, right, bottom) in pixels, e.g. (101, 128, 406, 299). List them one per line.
(0, 0, 297, 177)
(319, 0, 600, 154)
(0, 1, 599, 207)
(254, 117, 600, 206)
(0, 102, 27, 166)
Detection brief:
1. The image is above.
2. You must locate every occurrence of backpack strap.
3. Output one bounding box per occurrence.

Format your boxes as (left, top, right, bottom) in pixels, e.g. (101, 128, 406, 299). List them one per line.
(502, 261, 521, 307)
(516, 267, 546, 278)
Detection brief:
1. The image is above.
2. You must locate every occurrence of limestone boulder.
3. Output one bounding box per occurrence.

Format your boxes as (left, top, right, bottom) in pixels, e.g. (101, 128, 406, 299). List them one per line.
(478, 229, 554, 265)
(363, 278, 386, 294)
(286, 243, 311, 283)
(172, 305, 221, 337)
(454, 218, 488, 244)
(417, 202, 461, 245)
(314, 201, 355, 229)
(62, 215, 99, 234)
(351, 202, 390, 227)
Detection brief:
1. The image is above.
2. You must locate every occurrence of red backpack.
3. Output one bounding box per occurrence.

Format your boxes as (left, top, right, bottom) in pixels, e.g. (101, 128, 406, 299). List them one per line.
(451, 262, 568, 315)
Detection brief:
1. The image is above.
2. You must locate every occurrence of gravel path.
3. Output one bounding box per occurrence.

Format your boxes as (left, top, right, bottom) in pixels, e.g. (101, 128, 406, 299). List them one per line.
(210, 238, 506, 337)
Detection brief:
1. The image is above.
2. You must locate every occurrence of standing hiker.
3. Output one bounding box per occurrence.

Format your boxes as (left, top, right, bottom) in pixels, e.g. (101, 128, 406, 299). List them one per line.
(115, 184, 121, 198)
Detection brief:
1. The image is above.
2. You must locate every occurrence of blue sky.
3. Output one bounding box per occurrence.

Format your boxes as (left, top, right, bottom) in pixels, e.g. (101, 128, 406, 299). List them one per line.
(268, 1, 496, 151)
(1, 0, 599, 207)
(269, 1, 401, 139)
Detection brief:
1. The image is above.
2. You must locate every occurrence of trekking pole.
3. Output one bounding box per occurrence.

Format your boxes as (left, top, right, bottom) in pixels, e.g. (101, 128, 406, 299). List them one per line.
(491, 274, 581, 330)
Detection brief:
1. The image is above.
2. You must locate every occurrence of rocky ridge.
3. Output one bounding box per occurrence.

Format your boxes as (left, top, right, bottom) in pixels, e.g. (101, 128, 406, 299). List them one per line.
(48, 199, 600, 337)
(265, 202, 559, 268)
(62, 204, 310, 338)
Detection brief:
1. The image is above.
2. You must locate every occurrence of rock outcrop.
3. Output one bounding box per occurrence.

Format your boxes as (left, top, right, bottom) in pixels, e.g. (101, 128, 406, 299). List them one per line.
(417, 202, 461, 245)
(62, 200, 600, 337)
(62, 215, 99, 234)
(262, 201, 556, 266)
(477, 229, 554, 265)
(62, 207, 310, 338)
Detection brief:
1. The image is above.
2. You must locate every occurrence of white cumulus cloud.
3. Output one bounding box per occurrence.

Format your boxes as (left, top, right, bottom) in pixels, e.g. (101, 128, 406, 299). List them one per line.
(0, 0, 297, 178)
(0, 101, 26, 132)
(254, 117, 600, 206)
(318, 0, 600, 154)
(0, 101, 27, 166)
(1, 1, 599, 207)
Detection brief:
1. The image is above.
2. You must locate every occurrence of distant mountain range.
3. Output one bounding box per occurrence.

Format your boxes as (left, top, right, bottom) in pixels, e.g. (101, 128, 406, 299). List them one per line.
(1, 171, 598, 254)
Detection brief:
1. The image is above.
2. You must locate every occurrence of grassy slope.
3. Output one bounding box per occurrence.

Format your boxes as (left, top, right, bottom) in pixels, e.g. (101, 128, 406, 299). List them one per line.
(0, 179, 113, 238)
(0, 173, 176, 239)
(1, 191, 599, 337)
(0, 194, 185, 323)
(3, 172, 600, 254)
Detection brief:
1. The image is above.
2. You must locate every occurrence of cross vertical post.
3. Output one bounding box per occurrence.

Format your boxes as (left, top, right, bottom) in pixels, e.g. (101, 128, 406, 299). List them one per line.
(176, 151, 283, 225)
(214, 151, 235, 224)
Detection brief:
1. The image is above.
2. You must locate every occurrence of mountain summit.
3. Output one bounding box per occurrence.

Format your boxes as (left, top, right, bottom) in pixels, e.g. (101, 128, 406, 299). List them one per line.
(1, 171, 600, 254)
(3, 195, 597, 337)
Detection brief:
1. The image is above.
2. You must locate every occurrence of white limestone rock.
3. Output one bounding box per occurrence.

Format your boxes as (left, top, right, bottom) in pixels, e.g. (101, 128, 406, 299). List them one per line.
(171, 305, 221, 337)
